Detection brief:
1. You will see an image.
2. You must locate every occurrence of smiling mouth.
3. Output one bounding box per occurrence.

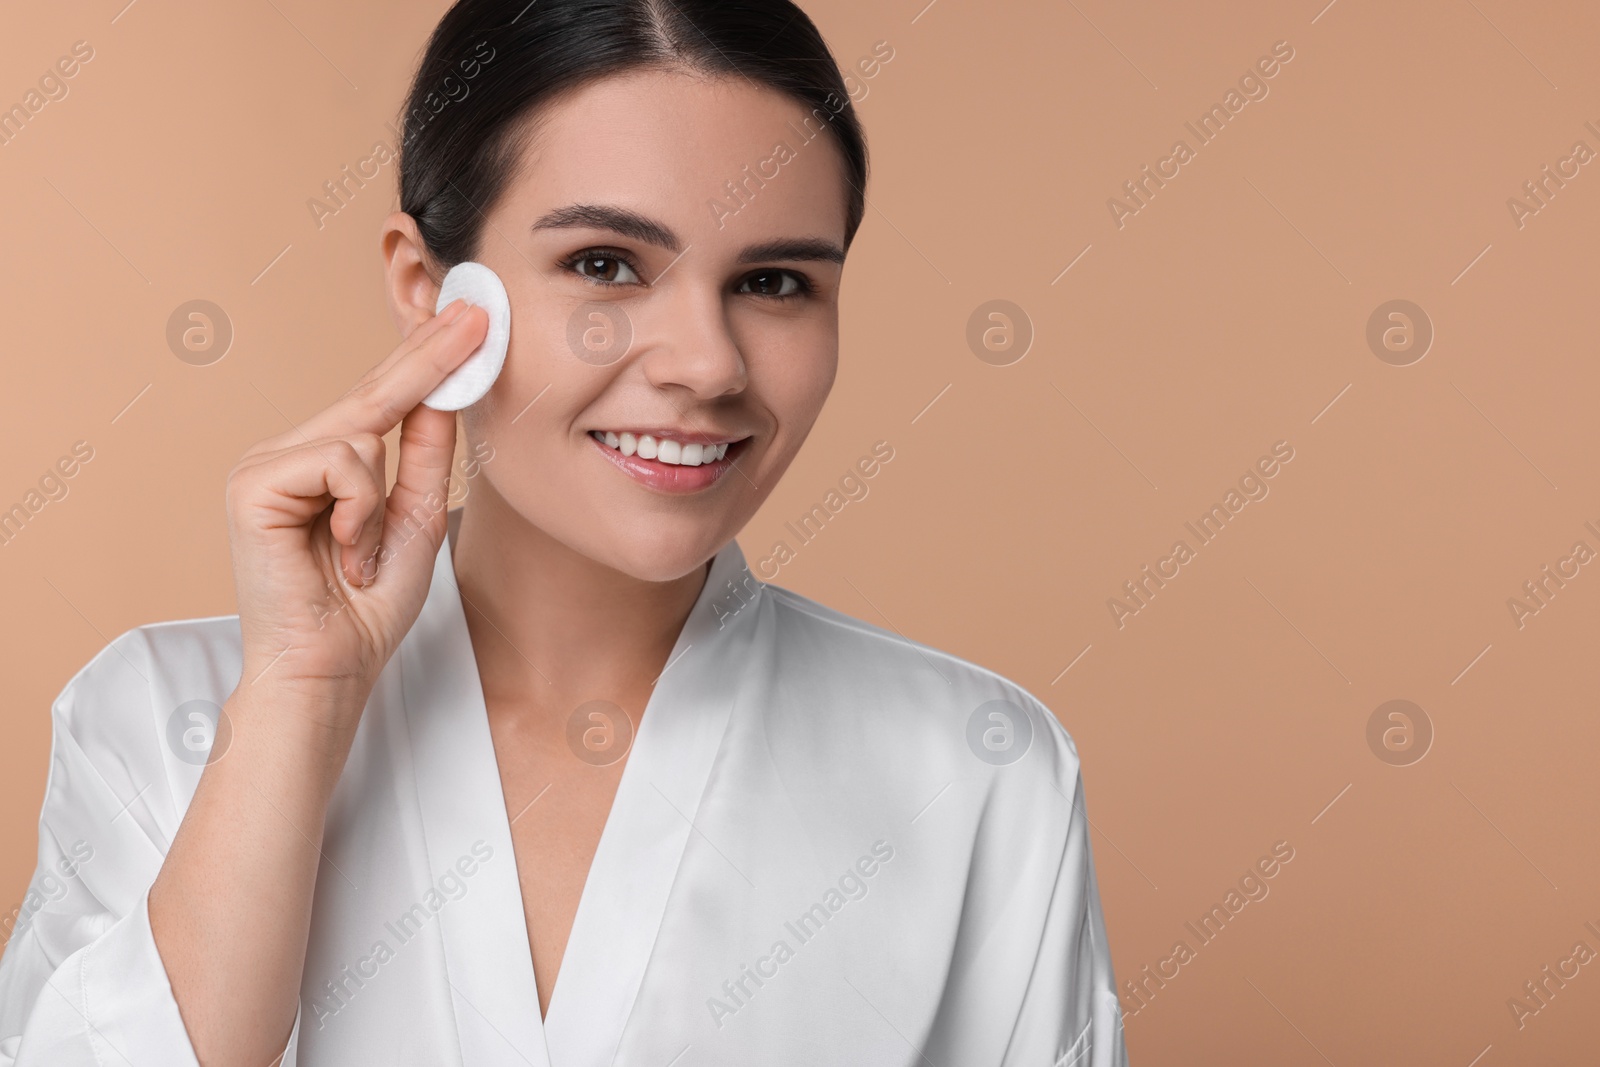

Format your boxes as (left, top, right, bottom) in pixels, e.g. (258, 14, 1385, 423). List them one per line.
(586, 430, 751, 495)
(587, 430, 748, 467)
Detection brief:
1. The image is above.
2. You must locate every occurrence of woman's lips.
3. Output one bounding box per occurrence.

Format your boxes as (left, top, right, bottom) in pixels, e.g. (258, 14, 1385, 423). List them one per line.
(587, 431, 746, 494)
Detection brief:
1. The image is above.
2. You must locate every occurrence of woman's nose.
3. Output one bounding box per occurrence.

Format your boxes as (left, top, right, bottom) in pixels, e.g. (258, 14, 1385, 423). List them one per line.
(632, 283, 748, 400)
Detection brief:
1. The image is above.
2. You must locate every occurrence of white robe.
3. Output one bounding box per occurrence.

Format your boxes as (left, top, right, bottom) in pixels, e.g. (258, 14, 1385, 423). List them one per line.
(0, 509, 1128, 1066)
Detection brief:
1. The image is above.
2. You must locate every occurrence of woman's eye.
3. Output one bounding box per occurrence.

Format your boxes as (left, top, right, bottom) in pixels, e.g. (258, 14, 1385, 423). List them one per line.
(738, 269, 808, 300)
(568, 252, 641, 286)
(564, 252, 811, 301)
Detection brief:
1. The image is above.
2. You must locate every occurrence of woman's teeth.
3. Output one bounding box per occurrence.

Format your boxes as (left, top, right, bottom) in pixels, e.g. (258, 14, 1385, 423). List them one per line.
(592, 430, 731, 466)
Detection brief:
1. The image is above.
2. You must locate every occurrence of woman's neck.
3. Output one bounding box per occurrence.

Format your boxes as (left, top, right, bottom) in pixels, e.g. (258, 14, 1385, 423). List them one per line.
(449, 488, 711, 714)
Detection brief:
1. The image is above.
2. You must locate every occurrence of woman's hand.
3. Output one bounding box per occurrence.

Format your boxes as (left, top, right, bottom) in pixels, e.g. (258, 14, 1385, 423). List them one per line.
(224, 297, 489, 724)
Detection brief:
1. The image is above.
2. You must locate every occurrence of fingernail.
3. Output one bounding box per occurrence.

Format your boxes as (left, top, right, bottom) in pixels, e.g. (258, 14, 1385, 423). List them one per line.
(440, 298, 466, 323)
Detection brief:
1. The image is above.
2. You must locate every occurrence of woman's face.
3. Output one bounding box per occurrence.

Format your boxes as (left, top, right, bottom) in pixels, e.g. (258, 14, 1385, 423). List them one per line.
(392, 69, 850, 583)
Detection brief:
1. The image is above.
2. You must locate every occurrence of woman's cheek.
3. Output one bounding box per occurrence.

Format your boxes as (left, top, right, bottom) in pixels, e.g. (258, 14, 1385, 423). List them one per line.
(762, 322, 838, 418)
(475, 310, 572, 428)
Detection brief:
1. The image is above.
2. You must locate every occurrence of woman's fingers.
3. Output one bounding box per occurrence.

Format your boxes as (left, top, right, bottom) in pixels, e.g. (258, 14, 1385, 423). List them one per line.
(229, 438, 384, 553)
(370, 400, 458, 583)
(349, 296, 466, 390)
(226, 431, 390, 588)
(223, 297, 484, 600)
(297, 300, 488, 445)
(333, 434, 387, 588)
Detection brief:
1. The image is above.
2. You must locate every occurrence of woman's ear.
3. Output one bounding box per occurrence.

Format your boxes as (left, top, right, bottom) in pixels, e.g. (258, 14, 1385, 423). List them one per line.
(380, 211, 443, 340)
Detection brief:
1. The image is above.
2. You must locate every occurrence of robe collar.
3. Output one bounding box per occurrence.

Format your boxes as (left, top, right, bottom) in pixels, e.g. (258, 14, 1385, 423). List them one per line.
(396, 508, 763, 1066)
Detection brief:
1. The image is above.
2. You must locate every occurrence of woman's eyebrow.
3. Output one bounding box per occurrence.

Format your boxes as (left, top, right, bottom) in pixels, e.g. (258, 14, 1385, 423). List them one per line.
(532, 203, 675, 249)
(531, 203, 844, 265)
(737, 237, 845, 266)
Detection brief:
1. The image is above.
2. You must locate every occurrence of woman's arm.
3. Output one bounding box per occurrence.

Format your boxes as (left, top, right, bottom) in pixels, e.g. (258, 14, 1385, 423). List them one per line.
(146, 683, 365, 1066)
(143, 300, 487, 1066)
(0, 298, 487, 1067)
(1001, 767, 1129, 1067)
(0, 637, 354, 1067)
(0, 628, 308, 1067)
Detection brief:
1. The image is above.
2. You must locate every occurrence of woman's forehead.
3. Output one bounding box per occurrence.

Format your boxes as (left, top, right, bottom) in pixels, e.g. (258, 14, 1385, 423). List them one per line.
(498, 71, 849, 247)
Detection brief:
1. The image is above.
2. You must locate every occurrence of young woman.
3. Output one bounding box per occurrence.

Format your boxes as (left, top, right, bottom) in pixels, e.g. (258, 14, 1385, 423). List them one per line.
(0, 1, 1126, 1064)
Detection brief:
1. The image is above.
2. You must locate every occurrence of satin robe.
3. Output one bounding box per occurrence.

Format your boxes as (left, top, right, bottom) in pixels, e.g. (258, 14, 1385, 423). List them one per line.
(0, 508, 1128, 1065)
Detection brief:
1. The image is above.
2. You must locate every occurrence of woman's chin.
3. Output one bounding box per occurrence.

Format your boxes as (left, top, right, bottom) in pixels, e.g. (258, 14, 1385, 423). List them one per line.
(549, 515, 733, 585)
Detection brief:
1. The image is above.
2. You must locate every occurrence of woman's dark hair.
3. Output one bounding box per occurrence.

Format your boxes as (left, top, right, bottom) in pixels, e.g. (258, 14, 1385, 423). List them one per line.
(396, 0, 870, 274)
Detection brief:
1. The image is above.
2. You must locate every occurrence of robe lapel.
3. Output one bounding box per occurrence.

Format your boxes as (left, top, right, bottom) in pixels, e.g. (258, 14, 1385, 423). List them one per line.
(399, 510, 551, 1067)
(543, 536, 760, 1066)
(399, 508, 761, 1067)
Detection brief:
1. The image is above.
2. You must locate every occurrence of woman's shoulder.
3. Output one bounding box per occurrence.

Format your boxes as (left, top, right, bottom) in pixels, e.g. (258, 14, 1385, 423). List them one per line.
(50, 613, 242, 754)
(754, 580, 1085, 781)
(57, 611, 242, 692)
(37, 614, 243, 848)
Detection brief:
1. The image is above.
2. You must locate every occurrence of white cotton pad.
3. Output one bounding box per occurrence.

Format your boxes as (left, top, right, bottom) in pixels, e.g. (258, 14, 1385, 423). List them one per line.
(421, 261, 511, 411)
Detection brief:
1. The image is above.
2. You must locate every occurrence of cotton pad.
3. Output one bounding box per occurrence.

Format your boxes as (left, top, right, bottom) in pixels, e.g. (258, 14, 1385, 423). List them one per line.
(421, 261, 511, 411)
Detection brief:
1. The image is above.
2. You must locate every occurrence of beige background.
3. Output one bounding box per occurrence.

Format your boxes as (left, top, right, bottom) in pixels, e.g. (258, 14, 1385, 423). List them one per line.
(4, 0, 1598, 1062)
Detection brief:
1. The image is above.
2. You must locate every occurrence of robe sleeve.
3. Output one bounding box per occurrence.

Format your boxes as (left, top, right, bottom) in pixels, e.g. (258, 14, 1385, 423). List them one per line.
(0, 629, 300, 1067)
(1001, 766, 1129, 1067)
